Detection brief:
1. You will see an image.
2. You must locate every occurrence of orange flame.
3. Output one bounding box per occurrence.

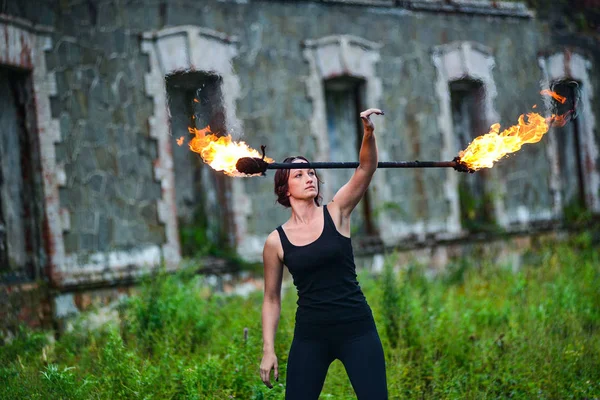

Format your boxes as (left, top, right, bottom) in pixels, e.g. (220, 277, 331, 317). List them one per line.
(540, 89, 566, 104)
(457, 89, 573, 170)
(188, 125, 273, 176)
(176, 136, 184, 146)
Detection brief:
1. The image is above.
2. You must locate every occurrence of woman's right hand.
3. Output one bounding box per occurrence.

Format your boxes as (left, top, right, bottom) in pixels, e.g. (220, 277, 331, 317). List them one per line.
(260, 351, 279, 389)
(360, 108, 384, 133)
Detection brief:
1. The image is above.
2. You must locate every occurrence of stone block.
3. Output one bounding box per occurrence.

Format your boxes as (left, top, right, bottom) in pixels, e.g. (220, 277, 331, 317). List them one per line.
(67, 89, 87, 119)
(113, 72, 131, 104)
(113, 28, 128, 54)
(71, 210, 97, 233)
(81, 46, 98, 67)
(97, 2, 119, 28)
(54, 143, 67, 165)
(54, 293, 79, 319)
(111, 105, 127, 125)
(139, 137, 159, 163)
(97, 215, 113, 251)
(86, 174, 105, 194)
(94, 147, 118, 173)
(113, 124, 133, 149)
(88, 79, 111, 110)
(125, 104, 140, 128)
(86, 123, 109, 147)
(117, 151, 140, 176)
(79, 233, 98, 252)
(138, 182, 161, 202)
(112, 222, 136, 247)
(104, 175, 117, 198)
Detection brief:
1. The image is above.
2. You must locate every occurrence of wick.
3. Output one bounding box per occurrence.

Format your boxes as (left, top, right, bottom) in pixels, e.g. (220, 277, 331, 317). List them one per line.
(260, 145, 266, 161)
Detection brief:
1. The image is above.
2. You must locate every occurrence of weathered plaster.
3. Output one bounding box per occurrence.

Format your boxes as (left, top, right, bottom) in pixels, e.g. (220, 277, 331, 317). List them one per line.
(432, 41, 507, 233)
(60, 245, 163, 287)
(538, 50, 599, 214)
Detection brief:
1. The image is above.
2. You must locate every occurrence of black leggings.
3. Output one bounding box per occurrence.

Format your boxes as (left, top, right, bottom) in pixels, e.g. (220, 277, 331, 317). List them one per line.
(285, 317, 387, 399)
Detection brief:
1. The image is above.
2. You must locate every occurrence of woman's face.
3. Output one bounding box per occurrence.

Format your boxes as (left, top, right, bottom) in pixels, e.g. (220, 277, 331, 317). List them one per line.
(287, 159, 318, 202)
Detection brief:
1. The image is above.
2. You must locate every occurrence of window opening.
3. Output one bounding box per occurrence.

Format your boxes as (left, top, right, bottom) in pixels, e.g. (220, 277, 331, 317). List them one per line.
(551, 80, 586, 217)
(166, 72, 234, 257)
(450, 79, 496, 232)
(324, 77, 376, 235)
(0, 66, 45, 283)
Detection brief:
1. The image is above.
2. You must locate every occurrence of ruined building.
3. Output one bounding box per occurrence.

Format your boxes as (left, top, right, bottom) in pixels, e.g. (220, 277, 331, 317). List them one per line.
(1, 0, 599, 330)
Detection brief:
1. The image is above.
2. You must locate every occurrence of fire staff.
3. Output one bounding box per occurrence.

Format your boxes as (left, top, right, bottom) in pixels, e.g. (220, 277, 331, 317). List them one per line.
(259, 108, 388, 399)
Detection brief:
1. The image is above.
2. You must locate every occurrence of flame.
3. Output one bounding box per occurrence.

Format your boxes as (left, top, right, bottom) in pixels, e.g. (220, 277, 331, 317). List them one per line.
(548, 111, 572, 128)
(176, 136, 184, 146)
(188, 125, 273, 176)
(458, 111, 570, 170)
(540, 89, 566, 104)
(457, 89, 573, 171)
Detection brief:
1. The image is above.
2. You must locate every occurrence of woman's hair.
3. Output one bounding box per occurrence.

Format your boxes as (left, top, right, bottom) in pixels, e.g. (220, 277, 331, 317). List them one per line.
(274, 156, 323, 208)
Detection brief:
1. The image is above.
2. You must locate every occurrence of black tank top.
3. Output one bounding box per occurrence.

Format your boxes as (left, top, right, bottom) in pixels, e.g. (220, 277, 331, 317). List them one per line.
(276, 204, 372, 326)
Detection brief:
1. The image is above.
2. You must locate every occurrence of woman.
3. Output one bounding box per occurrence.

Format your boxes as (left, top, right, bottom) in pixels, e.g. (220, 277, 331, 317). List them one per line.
(260, 108, 388, 399)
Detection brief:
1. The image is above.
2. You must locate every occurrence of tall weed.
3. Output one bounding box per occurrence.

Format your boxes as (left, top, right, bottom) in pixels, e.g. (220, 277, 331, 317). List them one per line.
(1, 234, 599, 399)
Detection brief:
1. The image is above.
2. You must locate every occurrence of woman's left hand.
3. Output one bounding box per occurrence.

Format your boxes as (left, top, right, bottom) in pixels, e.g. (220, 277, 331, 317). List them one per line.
(360, 108, 384, 132)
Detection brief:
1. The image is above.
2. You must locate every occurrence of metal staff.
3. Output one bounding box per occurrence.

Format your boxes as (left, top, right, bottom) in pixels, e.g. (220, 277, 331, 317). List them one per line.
(236, 156, 474, 175)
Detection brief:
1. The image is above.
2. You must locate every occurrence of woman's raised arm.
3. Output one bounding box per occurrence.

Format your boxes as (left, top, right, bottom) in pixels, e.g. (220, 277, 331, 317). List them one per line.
(330, 108, 384, 219)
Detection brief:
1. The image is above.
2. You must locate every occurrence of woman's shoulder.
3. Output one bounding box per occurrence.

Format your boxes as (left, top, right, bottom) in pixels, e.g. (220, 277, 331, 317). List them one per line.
(264, 229, 284, 262)
(266, 228, 280, 241)
(265, 229, 283, 248)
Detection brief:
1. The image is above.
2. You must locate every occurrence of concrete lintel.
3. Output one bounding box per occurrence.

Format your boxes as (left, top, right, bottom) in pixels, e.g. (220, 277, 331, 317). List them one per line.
(303, 34, 383, 51)
(0, 13, 54, 34)
(141, 25, 239, 44)
(404, 0, 534, 18)
(320, 0, 395, 7)
(432, 40, 493, 58)
(260, 1, 533, 18)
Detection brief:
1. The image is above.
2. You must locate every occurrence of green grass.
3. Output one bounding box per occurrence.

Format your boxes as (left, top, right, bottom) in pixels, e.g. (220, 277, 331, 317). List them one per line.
(1, 232, 599, 399)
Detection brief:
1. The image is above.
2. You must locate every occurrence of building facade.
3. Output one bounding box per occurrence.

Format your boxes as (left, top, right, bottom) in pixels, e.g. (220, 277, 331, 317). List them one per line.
(1, 0, 598, 330)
